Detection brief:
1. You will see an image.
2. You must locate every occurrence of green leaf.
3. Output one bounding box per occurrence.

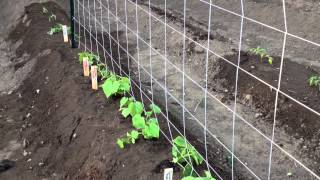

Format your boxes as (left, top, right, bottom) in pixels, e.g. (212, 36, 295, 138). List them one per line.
(145, 111, 153, 118)
(102, 79, 120, 98)
(119, 77, 130, 93)
(121, 108, 130, 118)
(134, 102, 144, 115)
(130, 130, 140, 139)
(142, 120, 160, 139)
(173, 136, 187, 147)
(132, 114, 146, 129)
(120, 97, 129, 109)
(117, 139, 125, 149)
(268, 57, 273, 65)
(149, 103, 161, 114)
(183, 164, 196, 177)
(128, 101, 143, 117)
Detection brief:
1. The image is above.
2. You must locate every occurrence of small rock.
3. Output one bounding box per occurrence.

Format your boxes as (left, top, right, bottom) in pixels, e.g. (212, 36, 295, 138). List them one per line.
(18, 93, 22, 98)
(23, 150, 28, 157)
(28, 166, 33, 170)
(40, 141, 45, 145)
(26, 113, 31, 118)
(254, 113, 262, 118)
(27, 158, 32, 162)
(7, 91, 13, 95)
(23, 139, 29, 148)
(73, 133, 77, 139)
(38, 162, 44, 167)
(6, 118, 14, 123)
(250, 65, 255, 69)
(36, 89, 40, 94)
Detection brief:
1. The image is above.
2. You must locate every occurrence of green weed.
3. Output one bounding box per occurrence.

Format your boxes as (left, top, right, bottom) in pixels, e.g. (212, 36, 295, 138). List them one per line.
(308, 74, 320, 91)
(249, 46, 273, 65)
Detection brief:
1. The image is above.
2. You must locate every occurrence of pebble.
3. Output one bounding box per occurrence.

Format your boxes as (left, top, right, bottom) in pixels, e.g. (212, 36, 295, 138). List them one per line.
(250, 65, 255, 69)
(6, 118, 14, 123)
(7, 91, 13, 95)
(36, 89, 40, 94)
(254, 113, 262, 118)
(27, 158, 32, 162)
(23, 150, 28, 157)
(26, 113, 31, 118)
(73, 133, 77, 139)
(39, 162, 44, 167)
(28, 166, 33, 170)
(23, 139, 29, 148)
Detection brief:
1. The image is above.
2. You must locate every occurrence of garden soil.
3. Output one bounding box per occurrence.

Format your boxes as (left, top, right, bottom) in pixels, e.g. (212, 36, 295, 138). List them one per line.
(0, 2, 176, 180)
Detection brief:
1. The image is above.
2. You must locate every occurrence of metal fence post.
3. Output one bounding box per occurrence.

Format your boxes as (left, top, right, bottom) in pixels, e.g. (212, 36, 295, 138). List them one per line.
(70, 0, 77, 48)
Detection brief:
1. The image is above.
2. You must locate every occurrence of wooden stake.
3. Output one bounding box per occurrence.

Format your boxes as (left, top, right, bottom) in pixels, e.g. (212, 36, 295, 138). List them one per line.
(83, 57, 90, 77)
(91, 65, 98, 90)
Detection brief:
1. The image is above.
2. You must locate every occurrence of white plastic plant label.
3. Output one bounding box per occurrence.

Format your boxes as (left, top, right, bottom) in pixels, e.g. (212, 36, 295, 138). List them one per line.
(163, 168, 173, 180)
(62, 25, 68, 42)
(83, 57, 90, 77)
(91, 65, 98, 90)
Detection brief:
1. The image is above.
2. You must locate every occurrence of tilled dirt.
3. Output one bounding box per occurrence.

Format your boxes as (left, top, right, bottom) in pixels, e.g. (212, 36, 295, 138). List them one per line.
(0, 2, 176, 180)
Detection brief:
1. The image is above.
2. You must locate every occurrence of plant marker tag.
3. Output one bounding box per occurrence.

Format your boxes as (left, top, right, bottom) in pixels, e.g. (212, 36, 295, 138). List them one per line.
(163, 168, 173, 180)
(91, 65, 98, 90)
(83, 57, 90, 77)
(62, 25, 68, 42)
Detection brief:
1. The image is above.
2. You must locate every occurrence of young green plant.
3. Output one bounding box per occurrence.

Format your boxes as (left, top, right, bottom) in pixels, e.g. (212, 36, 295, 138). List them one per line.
(97, 63, 110, 80)
(308, 74, 320, 91)
(172, 136, 204, 177)
(101, 74, 130, 98)
(116, 130, 140, 149)
(249, 46, 273, 65)
(117, 100, 161, 149)
(78, 51, 99, 65)
(182, 171, 216, 180)
(47, 23, 71, 36)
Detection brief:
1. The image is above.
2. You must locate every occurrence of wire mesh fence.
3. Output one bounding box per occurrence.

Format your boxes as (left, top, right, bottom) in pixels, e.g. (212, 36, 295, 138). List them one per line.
(73, 0, 320, 179)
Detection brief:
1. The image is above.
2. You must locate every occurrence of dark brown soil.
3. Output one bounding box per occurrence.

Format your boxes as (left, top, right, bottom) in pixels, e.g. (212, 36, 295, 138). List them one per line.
(215, 50, 320, 173)
(217, 51, 320, 140)
(0, 2, 177, 180)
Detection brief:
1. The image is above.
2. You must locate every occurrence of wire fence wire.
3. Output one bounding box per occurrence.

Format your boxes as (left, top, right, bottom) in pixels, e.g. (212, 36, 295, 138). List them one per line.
(74, 0, 320, 179)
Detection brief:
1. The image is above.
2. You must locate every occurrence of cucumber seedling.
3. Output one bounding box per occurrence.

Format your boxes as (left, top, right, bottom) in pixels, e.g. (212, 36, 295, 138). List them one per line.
(78, 51, 99, 65)
(116, 130, 140, 149)
(249, 46, 273, 65)
(97, 63, 111, 80)
(308, 74, 320, 91)
(182, 171, 216, 180)
(119, 97, 142, 118)
(101, 74, 130, 98)
(172, 136, 204, 177)
(117, 99, 161, 149)
(47, 23, 71, 36)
